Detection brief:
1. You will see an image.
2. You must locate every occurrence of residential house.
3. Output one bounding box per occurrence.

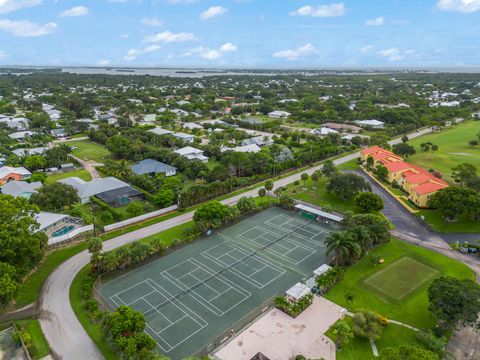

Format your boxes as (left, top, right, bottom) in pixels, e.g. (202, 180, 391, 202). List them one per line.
(220, 144, 262, 154)
(241, 117, 264, 125)
(59, 176, 144, 206)
(143, 114, 157, 124)
(12, 147, 48, 157)
(242, 135, 274, 147)
(310, 127, 338, 137)
(0, 180, 41, 198)
(322, 122, 361, 133)
(8, 131, 34, 142)
(0, 166, 32, 185)
(359, 146, 402, 167)
(181, 122, 203, 130)
(268, 110, 291, 119)
(149, 127, 173, 136)
(174, 146, 209, 162)
(51, 128, 67, 138)
(173, 132, 195, 143)
(355, 119, 385, 129)
(131, 159, 177, 177)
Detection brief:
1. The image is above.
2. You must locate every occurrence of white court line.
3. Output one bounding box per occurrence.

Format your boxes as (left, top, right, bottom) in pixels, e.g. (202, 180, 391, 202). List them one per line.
(111, 279, 155, 300)
(145, 279, 209, 352)
(203, 237, 286, 289)
(264, 218, 328, 248)
(142, 297, 173, 325)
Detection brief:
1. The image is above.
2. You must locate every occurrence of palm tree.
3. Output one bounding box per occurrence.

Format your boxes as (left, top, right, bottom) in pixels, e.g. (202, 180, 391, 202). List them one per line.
(325, 231, 361, 266)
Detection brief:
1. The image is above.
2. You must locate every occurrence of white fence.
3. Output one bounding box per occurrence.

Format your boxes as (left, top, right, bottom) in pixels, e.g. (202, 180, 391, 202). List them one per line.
(48, 225, 94, 246)
(103, 205, 178, 232)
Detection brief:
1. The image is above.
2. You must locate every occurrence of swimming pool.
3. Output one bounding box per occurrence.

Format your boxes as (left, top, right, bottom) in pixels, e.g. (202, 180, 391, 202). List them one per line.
(52, 225, 75, 237)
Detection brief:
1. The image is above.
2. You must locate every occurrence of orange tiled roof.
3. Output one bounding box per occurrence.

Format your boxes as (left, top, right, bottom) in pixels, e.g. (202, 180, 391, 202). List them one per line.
(384, 161, 414, 173)
(412, 182, 448, 196)
(360, 146, 382, 156)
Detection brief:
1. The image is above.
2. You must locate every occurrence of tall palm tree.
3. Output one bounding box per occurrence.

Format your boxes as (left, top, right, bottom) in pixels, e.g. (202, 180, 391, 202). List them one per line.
(325, 231, 361, 266)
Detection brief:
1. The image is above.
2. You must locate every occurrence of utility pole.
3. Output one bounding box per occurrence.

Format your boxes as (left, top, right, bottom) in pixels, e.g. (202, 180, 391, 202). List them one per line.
(90, 200, 97, 237)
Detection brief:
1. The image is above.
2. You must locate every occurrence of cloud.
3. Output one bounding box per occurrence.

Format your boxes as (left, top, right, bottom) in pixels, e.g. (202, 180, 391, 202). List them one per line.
(0, 50, 6, 59)
(437, 0, 480, 13)
(143, 30, 197, 43)
(120, 33, 130, 39)
(0, 0, 42, 14)
(273, 43, 317, 60)
(365, 17, 384, 26)
(167, 0, 198, 3)
(141, 17, 163, 26)
(290, 3, 346, 17)
(124, 44, 162, 61)
(59, 6, 88, 17)
(183, 42, 238, 60)
(378, 48, 403, 61)
(98, 60, 111, 66)
(0, 19, 57, 36)
(200, 6, 228, 20)
(360, 45, 373, 52)
(220, 42, 238, 52)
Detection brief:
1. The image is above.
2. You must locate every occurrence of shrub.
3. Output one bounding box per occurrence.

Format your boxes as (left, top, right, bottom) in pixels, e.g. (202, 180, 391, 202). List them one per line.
(275, 294, 313, 317)
(315, 267, 345, 294)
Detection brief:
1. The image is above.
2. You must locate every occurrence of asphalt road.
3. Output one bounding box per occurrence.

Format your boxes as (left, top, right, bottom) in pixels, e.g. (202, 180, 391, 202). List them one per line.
(40, 126, 471, 360)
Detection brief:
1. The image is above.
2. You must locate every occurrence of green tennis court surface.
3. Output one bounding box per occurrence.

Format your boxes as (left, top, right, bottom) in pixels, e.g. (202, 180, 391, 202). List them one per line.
(99, 207, 335, 359)
(364, 257, 439, 301)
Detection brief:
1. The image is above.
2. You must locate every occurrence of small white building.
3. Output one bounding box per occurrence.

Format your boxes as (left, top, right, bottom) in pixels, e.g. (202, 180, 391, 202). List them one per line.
(174, 132, 195, 143)
(311, 127, 338, 137)
(268, 110, 291, 119)
(182, 122, 203, 130)
(313, 264, 332, 277)
(220, 144, 262, 154)
(174, 146, 209, 162)
(286, 283, 311, 303)
(148, 127, 173, 136)
(355, 119, 385, 129)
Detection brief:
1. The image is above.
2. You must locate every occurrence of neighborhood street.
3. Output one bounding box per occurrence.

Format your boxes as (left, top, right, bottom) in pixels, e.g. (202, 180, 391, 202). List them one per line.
(38, 126, 480, 360)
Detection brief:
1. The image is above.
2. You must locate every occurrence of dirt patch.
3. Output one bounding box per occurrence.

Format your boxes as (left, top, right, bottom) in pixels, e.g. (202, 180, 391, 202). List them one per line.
(447, 152, 472, 156)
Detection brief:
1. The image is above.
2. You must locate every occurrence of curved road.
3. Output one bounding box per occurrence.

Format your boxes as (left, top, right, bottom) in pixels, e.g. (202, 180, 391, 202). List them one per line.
(40, 127, 478, 360)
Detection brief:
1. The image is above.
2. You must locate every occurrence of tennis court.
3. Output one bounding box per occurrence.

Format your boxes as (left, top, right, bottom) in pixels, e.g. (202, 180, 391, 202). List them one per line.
(100, 207, 335, 359)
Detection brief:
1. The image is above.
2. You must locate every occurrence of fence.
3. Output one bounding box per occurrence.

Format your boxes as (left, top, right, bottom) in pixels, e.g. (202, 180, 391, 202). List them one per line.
(103, 205, 178, 232)
(192, 295, 277, 357)
(47, 225, 94, 246)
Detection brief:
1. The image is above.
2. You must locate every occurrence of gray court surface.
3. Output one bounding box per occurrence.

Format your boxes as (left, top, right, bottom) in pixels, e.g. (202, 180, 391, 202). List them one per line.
(99, 207, 335, 359)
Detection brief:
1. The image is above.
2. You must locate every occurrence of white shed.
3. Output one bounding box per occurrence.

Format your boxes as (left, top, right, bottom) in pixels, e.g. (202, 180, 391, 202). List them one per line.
(286, 283, 311, 302)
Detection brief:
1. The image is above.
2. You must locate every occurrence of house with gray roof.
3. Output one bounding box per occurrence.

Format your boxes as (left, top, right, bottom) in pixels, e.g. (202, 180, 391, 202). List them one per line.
(1, 180, 42, 198)
(59, 176, 144, 206)
(131, 159, 177, 177)
(148, 127, 173, 136)
(12, 147, 48, 157)
(241, 135, 274, 147)
(173, 132, 195, 143)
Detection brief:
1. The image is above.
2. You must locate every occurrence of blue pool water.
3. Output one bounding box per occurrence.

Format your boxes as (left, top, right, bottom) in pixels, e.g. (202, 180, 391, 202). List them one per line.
(52, 225, 75, 237)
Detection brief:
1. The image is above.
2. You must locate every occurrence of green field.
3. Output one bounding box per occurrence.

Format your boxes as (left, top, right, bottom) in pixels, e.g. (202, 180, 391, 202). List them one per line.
(14, 319, 50, 359)
(407, 121, 480, 183)
(324, 238, 475, 329)
(328, 319, 424, 360)
(70, 140, 111, 162)
(45, 169, 92, 184)
(363, 257, 438, 301)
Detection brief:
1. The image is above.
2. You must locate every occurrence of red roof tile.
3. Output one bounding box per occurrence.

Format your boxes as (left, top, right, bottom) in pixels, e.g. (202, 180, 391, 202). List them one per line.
(413, 182, 448, 196)
(360, 146, 382, 156)
(384, 161, 414, 173)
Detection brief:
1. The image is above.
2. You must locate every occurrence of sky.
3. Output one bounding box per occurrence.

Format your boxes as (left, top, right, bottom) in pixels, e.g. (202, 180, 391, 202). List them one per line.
(0, 0, 479, 68)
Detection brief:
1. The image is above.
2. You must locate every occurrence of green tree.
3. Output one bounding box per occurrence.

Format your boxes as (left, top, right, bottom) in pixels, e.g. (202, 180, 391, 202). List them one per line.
(126, 201, 144, 217)
(366, 156, 374, 169)
(354, 192, 384, 213)
(264, 179, 274, 195)
(279, 194, 295, 210)
(300, 172, 309, 185)
(0, 262, 20, 305)
(401, 135, 409, 143)
(415, 329, 446, 354)
(329, 320, 354, 349)
(311, 170, 322, 182)
(23, 155, 47, 171)
(427, 186, 479, 220)
(30, 182, 80, 211)
(428, 276, 480, 330)
(352, 311, 386, 341)
(153, 189, 176, 208)
(258, 188, 267, 203)
(451, 163, 477, 185)
(393, 143, 416, 157)
(0, 195, 47, 278)
(327, 173, 371, 200)
(379, 345, 439, 360)
(236, 197, 256, 214)
(374, 164, 389, 182)
(87, 237, 103, 272)
(325, 231, 361, 266)
(322, 160, 337, 178)
(193, 201, 232, 231)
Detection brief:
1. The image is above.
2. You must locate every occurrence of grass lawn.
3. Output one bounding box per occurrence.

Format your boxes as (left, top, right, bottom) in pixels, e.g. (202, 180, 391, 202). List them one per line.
(418, 210, 480, 235)
(44, 169, 92, 184)
(363, 257, 438, 301)
(324, 238, 475, 329)
(13, 243, 88, 309)
(327, 319, 423, 360)
(286, 177, 358, 213)
(14, 319, 50, 359)
(70, 139, 111, 162)
(407, 121, 480, 183)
